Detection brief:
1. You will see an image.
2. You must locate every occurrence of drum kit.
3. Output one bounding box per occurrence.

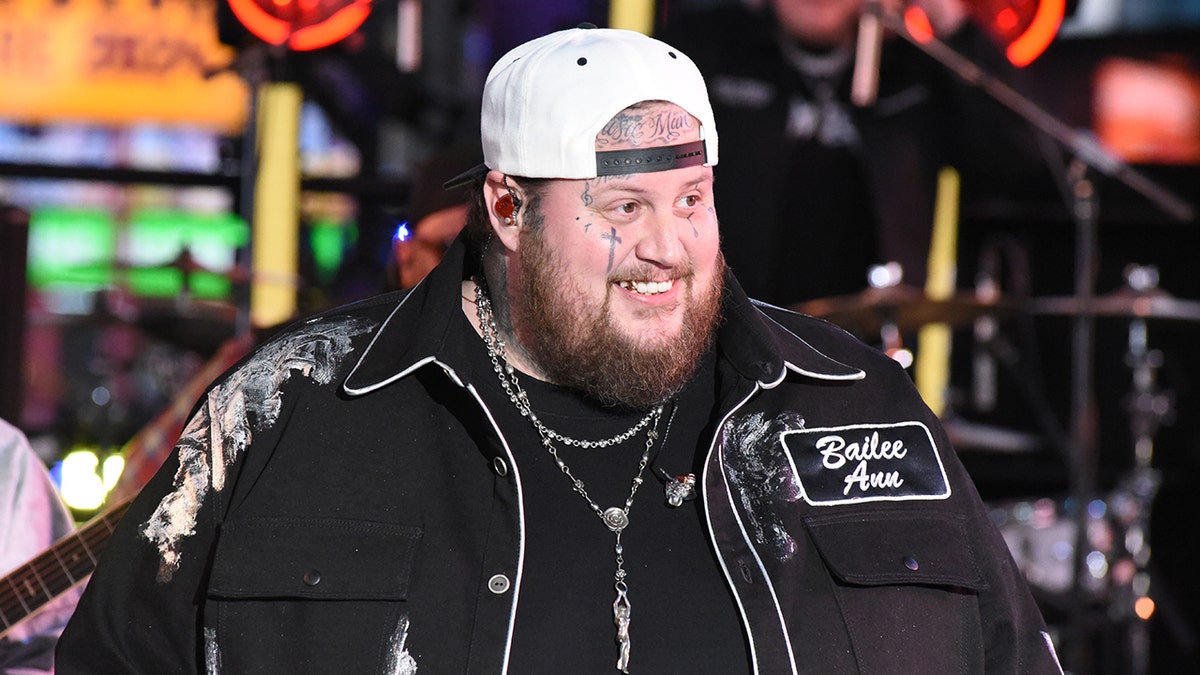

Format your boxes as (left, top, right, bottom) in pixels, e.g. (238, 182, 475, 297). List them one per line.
(794, 262, 1197, 672)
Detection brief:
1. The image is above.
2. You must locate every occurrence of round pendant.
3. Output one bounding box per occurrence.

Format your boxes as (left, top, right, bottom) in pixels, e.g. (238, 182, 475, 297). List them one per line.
(602, 507, 629, 532)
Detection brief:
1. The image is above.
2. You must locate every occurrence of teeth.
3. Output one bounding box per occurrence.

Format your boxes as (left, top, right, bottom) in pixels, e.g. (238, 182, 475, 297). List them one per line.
(619, 279, 674, 295)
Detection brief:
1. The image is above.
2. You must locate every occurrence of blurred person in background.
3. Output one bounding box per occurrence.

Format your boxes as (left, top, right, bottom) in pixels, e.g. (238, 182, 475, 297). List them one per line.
(0, 418, 81, 675)
(389, 143, 482, 290)
(659, 0, 1051, 306)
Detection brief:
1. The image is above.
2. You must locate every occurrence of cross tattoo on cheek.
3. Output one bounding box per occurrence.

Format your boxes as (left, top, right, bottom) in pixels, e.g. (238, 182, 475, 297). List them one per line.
(600, 227, 622, 273)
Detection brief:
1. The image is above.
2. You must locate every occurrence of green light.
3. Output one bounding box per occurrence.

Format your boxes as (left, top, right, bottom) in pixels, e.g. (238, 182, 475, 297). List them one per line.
(28, 207, 249, 299)
(309, 219, 353, 285)
(27, 208, 116, 290)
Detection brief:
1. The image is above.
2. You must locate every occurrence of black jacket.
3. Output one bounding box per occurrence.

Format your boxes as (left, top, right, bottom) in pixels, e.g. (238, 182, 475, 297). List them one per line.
(58, 240, 1061, 673)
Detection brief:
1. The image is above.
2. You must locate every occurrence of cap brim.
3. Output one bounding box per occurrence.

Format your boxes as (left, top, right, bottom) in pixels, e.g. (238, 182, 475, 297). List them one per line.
(442, 163, 489, 189)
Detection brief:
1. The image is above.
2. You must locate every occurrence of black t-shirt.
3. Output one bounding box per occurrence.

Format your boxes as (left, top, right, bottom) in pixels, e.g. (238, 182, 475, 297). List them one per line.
(464, 314, 750, 672)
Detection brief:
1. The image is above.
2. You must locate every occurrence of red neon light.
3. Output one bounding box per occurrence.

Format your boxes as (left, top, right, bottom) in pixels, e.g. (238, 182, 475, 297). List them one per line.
(226, 0, 371, 51)
(1007, 0, 1065, 67)
(903, 7, 934, 44)
(995, 8, 1018, 32)
(290, 3, 371, 51)
(228, 0, 290, 45)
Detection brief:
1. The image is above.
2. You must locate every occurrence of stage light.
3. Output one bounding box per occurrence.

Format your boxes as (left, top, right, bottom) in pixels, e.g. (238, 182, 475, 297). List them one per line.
(1134, 596, 1155, 621)
(60, 449, 106, 511)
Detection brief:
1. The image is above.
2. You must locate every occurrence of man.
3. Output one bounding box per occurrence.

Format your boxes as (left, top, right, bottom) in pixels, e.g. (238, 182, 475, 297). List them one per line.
(389, 143, 482, 291)
(58, 26, 1061, 673)
(658, 0, 1051, 305)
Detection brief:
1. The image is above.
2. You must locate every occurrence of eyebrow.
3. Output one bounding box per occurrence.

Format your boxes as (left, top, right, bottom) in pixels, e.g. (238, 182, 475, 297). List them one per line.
(590, 174, 711, 196)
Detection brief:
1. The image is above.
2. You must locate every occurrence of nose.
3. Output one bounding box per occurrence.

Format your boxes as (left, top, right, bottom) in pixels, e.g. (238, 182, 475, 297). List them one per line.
(634, 210, 685, 268)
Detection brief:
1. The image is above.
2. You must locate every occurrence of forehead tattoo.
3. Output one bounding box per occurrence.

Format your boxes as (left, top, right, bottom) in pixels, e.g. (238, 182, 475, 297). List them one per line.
(596, 108, 697, 148)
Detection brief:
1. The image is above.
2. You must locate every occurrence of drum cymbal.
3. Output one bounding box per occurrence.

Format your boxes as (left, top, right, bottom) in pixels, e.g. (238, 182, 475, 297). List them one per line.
(942, 417, 1044, 454)
(136, 298, 239, 355)
(1028, 288, 1200, 322)
(793, 284, 1018, 335)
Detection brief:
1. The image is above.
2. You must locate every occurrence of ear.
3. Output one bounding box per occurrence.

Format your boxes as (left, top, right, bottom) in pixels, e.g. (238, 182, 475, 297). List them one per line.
(483, 170, 524, 254)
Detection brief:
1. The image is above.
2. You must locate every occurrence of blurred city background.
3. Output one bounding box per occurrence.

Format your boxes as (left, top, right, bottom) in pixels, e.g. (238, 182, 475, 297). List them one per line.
(1, 0, 1199, 672)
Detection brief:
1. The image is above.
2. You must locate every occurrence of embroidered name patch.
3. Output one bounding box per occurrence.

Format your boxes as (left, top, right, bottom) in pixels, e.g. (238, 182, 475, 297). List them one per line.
(781, 422, 950, 505)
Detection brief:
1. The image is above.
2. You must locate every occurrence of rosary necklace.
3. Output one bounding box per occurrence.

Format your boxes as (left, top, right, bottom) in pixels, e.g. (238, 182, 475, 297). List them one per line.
(474, 278, 670, 673)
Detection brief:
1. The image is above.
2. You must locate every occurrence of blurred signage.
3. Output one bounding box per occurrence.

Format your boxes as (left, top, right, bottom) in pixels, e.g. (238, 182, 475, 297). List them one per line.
(1094, 56, 1200, 165)
(0, 0, 249, 133)
(226, 0, 373, 51)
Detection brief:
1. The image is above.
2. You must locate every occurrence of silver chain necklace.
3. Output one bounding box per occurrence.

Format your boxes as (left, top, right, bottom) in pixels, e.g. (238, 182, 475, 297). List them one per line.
(473, 278, 666, 673)
(473, 286, 659, 449)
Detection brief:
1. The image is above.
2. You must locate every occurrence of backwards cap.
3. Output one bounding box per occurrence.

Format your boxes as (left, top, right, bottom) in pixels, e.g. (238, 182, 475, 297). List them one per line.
(445, 25, 718, 187)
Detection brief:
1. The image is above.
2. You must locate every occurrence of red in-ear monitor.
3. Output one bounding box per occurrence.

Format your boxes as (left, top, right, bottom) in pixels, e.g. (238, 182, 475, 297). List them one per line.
(495, 193, 516, 223)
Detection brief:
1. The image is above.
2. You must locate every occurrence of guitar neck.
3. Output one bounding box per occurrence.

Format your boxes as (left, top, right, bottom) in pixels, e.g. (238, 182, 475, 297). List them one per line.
(0, 498, 132, 638)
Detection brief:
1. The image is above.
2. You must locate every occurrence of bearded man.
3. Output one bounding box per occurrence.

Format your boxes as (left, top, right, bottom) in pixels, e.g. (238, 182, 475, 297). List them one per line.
(58, 26, 1061, 674)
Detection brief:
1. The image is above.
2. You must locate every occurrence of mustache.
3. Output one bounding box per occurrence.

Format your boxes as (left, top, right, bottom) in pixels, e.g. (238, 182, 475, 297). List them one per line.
(606, 260, 696, 284)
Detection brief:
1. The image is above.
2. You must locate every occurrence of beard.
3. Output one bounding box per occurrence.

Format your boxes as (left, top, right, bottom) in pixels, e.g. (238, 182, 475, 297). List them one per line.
(509, 223, 726, 411)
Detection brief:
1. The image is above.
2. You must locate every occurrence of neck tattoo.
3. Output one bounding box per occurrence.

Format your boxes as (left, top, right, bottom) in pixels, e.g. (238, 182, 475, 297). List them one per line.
(474, 277, 672, 673)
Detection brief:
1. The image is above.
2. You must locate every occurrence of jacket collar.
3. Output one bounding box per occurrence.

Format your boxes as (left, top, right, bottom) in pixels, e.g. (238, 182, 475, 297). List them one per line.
(344, 238, 864, 396)
(715, 272, 864, 387)
(343, 237, 478, 396)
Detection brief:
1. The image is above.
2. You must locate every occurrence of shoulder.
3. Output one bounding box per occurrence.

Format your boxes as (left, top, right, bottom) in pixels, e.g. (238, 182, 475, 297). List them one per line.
(213, 292, 405, 398)
(755, 300, 896, 372)
(261, 291, 405, 347)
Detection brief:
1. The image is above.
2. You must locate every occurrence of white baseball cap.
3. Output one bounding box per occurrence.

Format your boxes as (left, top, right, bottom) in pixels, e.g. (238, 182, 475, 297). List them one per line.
(445, 25, 718, 187)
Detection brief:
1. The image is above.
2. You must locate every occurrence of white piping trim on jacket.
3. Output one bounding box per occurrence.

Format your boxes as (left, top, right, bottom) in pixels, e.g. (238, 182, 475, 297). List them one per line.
(701, 384, 800, 675)
(702, 387, 762, 673)
(783, 358, 862, 382)
(348, 338, 526, 673)
(342, 297, 413, 395)
(464, 381, 526, 675)
(719, 430, 801, 675)
(758, 311, 866, 383)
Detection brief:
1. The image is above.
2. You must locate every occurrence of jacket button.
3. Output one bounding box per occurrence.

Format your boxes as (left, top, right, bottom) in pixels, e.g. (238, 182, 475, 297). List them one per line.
(903, 555, 919, 571)
(488, 574, 511, 594)
(737, 559, 754, 584)
(493, 457, 509, 476)
(303, 570, 322, 586)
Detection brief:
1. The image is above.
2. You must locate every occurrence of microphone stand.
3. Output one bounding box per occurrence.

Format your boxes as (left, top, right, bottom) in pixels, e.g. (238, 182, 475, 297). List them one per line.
(869, 5, 1197, 672)
(869, 4, 1194, 224)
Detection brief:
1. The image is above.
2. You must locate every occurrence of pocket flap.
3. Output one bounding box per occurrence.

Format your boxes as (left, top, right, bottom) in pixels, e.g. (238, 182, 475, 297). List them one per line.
(804, 511, 987, 590)
(209, 517, 422, 600)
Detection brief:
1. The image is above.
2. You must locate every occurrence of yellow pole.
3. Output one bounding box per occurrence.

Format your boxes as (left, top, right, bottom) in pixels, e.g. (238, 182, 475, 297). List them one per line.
(250, 82, 303, 329)
(914, 167, 960, 417)
(609, 0, 655, 34)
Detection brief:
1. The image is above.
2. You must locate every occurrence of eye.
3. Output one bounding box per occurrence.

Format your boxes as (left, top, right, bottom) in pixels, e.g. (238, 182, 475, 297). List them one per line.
(680, 195, 701, 208)
(616, 202, 637, 215)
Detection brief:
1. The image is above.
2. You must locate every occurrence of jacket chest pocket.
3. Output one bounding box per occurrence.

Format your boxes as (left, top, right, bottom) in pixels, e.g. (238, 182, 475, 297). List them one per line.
(206, 517, 422, 674)
(805, 511, 987, 674)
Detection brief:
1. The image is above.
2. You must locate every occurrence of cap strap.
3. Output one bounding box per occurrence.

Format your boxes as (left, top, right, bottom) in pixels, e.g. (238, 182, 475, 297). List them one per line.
(595, 140, 707, 177)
